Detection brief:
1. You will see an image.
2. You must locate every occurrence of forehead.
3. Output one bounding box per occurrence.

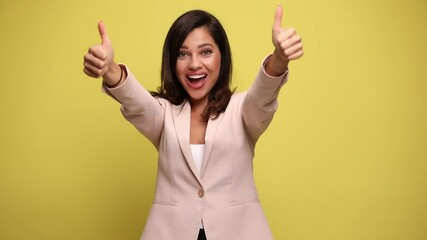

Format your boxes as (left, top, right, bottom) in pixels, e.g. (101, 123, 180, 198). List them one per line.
(181, 27, 217, 47)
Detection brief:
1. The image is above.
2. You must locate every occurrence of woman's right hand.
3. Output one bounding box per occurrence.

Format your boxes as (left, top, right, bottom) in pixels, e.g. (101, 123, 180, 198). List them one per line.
(83, 21, 122, 86)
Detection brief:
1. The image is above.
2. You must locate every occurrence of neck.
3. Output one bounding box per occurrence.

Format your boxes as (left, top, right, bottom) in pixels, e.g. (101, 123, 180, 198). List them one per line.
(190, 97, 207, 112)
(189, 98, 208, 122)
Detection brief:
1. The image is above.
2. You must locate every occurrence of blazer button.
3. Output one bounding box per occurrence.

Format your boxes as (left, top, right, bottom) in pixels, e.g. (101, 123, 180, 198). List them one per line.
(198, 190, 204, 198)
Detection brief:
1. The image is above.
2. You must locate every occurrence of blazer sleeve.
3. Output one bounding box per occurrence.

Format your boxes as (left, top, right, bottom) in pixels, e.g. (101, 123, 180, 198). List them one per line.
(241, 55, 289, 143)
(101, 65, 165, 148)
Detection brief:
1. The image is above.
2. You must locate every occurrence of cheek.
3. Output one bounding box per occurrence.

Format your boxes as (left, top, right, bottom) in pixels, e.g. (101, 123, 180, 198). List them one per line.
(175, 63, 189, 84)
(207, 56, 221, 73)
(175, 62, 185, 75)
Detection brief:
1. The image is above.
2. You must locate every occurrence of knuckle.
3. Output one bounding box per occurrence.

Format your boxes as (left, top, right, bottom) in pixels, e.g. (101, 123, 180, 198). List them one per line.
(278, 31, 286, 40)
(287, 28, 296, 35)
(280, 42, 288, 50)
(95, 69, 102, 76)
(99, 51, 107, 60)
(83, 53, 91, 61)
(84, 68, 94, 77)
(88, 46, 97, 53)
(280, 42, 287, 50)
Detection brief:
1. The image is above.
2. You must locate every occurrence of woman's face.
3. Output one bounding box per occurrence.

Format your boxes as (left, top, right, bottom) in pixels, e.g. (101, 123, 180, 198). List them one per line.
(175, 27, 221, 106)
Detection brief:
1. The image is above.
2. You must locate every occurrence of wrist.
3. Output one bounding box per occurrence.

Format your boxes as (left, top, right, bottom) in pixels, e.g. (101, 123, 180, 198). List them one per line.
(103, 63, 123, 87)
(265, 51, 289, 76)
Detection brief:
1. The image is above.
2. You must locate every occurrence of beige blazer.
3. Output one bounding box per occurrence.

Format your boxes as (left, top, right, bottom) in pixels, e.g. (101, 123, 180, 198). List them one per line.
(104, 58, 288, 240)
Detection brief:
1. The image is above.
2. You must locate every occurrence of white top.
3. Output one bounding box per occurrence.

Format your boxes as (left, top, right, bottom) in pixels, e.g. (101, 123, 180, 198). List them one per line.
(190, 144, 205, 176)
(190, 144, 205, 229)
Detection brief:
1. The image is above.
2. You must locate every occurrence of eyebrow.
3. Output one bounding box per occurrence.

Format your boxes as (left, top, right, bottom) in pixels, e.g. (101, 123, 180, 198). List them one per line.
(180, 43, 214, 49)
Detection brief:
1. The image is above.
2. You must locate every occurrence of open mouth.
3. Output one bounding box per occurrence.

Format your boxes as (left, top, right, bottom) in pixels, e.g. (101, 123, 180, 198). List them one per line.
(187, 74, 207, 88)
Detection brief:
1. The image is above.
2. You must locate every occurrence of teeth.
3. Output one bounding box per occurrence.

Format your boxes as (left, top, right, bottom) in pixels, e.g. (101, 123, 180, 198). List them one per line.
(188, 74, 206, 79)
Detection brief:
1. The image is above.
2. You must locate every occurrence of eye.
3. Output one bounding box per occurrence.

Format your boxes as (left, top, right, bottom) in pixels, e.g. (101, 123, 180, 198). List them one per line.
(201, 49, 213, 56)
(178, 51, 189, 59)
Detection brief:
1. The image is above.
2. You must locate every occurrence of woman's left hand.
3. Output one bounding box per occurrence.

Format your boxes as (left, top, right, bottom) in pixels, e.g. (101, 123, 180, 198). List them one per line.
(267, 5, 303, 76)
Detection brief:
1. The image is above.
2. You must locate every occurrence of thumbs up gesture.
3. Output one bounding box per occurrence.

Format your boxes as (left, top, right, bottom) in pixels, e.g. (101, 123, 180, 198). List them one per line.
(267, 6, 303, 76)
(84, 21, 122, 86)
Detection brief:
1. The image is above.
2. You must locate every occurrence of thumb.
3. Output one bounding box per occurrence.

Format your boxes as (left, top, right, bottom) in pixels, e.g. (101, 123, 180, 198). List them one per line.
(273, 5, 283, 33)
(98, 21, 111, 45)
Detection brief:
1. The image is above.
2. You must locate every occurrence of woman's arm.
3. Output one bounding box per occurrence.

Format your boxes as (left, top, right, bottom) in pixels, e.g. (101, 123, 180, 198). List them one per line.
(104, 67, 165, 147)
(242, 6, 303, 142)
(83, 21, 164, 147)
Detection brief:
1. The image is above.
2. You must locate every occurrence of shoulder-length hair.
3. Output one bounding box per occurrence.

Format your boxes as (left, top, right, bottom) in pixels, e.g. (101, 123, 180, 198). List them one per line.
(151, 9, 234, 121)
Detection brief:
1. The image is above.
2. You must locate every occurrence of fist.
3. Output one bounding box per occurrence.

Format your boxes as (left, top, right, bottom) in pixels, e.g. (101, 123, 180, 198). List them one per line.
(272, 6, 303, 63)
(83, 21, 115, 78)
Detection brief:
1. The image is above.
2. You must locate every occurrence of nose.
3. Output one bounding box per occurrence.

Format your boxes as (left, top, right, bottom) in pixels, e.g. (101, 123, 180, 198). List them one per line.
(188, 56, 202, 70)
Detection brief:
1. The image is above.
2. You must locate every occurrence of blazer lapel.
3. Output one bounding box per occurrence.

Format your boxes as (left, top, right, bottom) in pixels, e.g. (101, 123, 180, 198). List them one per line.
(200, 112, 224, 179)
(172, 101, 202, 183)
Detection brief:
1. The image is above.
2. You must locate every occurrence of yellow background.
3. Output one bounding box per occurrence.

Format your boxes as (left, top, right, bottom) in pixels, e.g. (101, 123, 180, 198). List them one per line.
(1, 0, 426, 239)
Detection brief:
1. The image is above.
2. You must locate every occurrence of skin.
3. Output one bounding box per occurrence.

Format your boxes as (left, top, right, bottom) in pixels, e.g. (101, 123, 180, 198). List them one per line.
(83, 5, 303, 144)
(175, 27, 222, 143)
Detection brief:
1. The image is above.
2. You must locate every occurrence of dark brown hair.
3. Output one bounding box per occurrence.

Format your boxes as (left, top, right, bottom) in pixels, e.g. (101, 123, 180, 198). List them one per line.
(151, 10, 234, 121)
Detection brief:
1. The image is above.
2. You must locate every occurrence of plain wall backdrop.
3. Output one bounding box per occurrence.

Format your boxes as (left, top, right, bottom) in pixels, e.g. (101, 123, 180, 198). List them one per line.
(1, 0, 426, 239)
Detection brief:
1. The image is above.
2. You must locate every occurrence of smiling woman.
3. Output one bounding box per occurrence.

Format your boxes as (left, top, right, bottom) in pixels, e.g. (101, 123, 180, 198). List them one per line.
(83, 7, 303, 240)
(153, 10, 234, 123)
(175, 28, 222, 114)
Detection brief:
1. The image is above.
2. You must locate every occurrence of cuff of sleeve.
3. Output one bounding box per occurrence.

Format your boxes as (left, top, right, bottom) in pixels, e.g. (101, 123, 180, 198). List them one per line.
(101, 64, 135, 103)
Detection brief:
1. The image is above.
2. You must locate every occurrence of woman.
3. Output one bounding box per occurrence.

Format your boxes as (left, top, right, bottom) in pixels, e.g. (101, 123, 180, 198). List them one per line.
(83, 6, 303, 240)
